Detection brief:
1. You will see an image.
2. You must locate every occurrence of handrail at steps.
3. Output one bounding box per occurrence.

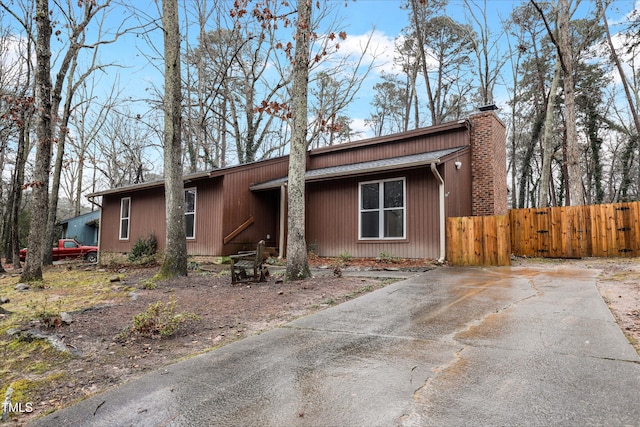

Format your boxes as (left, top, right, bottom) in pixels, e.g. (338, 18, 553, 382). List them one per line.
(223, 216, 254, 244)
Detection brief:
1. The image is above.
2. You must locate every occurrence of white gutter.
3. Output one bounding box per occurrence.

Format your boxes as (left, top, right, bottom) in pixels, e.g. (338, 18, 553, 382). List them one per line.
(430, 163, 446, 263)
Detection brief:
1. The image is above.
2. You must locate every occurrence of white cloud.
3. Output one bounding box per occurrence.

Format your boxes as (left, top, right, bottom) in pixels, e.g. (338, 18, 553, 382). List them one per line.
(342, 29, 399, 74)
(349, 117, 374, 140)
(324, 29, 401, 77)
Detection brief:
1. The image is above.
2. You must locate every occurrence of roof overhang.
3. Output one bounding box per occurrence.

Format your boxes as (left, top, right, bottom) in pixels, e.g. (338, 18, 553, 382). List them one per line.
(86, 170, 212, 198)
(86, 119, 470, 198)
(250, 146, 466, 191)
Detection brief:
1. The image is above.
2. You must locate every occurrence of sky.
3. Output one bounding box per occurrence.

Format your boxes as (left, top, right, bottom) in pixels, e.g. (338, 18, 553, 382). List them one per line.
(1, 0, 639, 213)
(2, 0, 639, 175)
(94, 0, 518, 139)
(85, 0, 638, 139)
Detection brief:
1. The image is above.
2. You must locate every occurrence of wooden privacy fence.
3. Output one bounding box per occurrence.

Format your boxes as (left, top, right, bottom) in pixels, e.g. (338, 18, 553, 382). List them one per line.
(510, 201, 640, 258)
(446, 215, 511, 266)
(446, 201, 640, 266)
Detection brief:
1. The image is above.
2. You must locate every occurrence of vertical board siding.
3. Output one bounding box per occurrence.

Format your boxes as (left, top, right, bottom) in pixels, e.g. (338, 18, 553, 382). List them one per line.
(306, 168, 440, 259)
(443, 149, 473, 217)
(222, 158, 288, 255)
(100, 179, 226, 256)
(100, 187, 167, 254)
(189, 178, 224, 256)
(446, 216, 511, 266)
(309, 128, 469, 170)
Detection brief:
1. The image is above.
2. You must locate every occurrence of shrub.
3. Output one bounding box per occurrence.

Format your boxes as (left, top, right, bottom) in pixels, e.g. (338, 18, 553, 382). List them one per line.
(118, 297, 199, 339)
(378, 251, 399, 263)
(307, 241, 319, 257)
(338, 250, 352, 264)
(27, 299, 63, 328)
(128, 234, 158, 262)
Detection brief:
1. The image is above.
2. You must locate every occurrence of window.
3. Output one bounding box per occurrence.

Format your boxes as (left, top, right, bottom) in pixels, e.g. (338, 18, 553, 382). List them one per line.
(359, 178, 405, 240)
(185, 188, 196, 239)
(119, 197, 131, 240)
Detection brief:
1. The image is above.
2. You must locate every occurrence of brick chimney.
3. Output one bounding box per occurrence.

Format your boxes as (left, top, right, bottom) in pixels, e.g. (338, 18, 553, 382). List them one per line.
(470, 106, 508, 216)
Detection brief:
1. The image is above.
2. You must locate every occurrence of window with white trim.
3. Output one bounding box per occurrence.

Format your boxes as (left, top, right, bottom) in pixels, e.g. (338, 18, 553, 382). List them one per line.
(119, 197, 131, 240)
(185, 188, 196, 239)
(359, 178, 406, 239)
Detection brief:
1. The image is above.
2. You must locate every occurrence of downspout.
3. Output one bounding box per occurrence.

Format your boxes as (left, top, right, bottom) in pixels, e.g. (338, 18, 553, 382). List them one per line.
(279, 183, 286, 259)
(430, 163, 446, 263)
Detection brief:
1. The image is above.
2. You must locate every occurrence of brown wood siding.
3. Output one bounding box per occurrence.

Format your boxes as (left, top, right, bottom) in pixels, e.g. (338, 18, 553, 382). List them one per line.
(99, 194, 123, 254)
(222, 158, 288, 255)
(95, 116, 500, 261)
(308, 128, 470, 170)
(100, 187, 167, 254)
(187, 178, 224, 256)
(443, 149, 472, 217)
(306, 167, 440, 259)
(100, 178, 226, 256)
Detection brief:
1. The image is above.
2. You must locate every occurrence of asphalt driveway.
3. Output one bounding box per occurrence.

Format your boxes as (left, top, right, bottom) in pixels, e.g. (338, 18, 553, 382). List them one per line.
(31, 264, 640, 426)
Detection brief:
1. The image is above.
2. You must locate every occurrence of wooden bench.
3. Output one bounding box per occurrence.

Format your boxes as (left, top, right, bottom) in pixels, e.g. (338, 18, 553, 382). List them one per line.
(229, 240, 269, 284)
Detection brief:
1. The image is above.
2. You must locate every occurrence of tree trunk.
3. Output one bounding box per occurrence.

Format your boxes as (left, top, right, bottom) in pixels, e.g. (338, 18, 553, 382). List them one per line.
(158, 0, 188, 279)
(9, 110, 31, 268)
(539, 55, 561, 207)
(598, 1, 640, 201)
(75, 146, 85, 217)
(519, 112, 545, 208)
(601, 1, 640, 138)
(45, 64, 77, 265)
(558, 0, 583, 206)
(21, 0, 53, 282)
(410, 0, 437, 126)
(285, 0, 312, 281)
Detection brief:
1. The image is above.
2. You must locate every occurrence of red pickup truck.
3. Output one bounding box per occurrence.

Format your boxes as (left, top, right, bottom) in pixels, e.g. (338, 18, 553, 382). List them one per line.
(20, 239, 98, 263)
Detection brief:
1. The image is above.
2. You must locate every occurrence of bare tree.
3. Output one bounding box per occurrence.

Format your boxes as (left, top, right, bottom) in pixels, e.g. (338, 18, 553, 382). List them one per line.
(366, 72, 407, 136)
(599, 0, 640, 200)
(463, 0, 508, 106)
(20, 0, 52, 281)
(508, 2, 556, 208)
(531, 0, 584, 205)
(556, 0, 582, 205)
(393, 34, 423, 132)
(408, 1, 475, 125)
(2, 0, 126, 276)
(308, 72, 355, 147)
(94, 105, 158, 188)
(183, 0, 226, 172)
(0, 18, 34, 268)
(286, 0, 312, 281)
(158, 0, 187, 279)
(538, 54, 561, 207)
(61, 76, 116, 215)
(503, 10, 528, 209)
(184, 0, 375, 167)
(44, 1, 127, 263)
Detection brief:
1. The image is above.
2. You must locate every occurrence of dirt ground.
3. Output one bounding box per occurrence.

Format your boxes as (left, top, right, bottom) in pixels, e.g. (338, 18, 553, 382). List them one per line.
(1, 257, 429, 425)
(2, 257, 639, 426)
(586, 257, 640, 353)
